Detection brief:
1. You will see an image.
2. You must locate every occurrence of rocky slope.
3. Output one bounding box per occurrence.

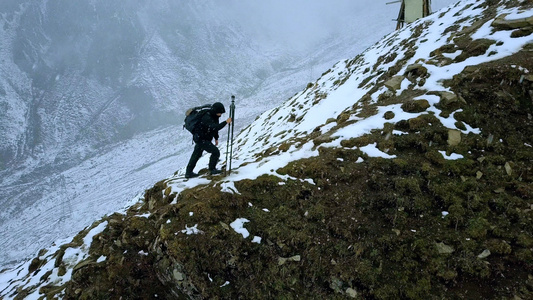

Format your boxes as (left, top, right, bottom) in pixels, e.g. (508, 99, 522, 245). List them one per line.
(0, 0, 408, 267)
(1, 0, 532, 299)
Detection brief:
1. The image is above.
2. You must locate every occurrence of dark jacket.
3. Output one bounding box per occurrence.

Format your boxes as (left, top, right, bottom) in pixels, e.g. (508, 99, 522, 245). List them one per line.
(194, 105, 227, 142)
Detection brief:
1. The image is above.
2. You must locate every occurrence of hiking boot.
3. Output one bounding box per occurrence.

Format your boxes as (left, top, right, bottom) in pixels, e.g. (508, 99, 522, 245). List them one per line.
(185, 172, 199, 179)
(210, 169, 222, 175)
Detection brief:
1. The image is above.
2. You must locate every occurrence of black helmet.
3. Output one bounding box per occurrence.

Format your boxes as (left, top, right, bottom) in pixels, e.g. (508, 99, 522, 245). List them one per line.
(212, 102, 226, 114)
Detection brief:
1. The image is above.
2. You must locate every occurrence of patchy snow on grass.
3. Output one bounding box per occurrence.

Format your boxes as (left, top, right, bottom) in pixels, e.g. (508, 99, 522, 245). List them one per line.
(230, 218, 250, 238)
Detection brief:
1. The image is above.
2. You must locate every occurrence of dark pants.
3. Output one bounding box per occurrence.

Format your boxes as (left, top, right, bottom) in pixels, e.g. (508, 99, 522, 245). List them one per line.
(186, 140, 220, 174)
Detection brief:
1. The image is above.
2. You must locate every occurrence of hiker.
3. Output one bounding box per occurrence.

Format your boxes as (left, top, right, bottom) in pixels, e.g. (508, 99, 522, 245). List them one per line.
(185, 102, 232, 178)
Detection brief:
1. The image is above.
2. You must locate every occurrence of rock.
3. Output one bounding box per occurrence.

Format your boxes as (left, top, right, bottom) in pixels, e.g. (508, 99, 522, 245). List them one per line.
(477, 249, 491, 259)
(492, 14, 533, 30)
(476, 171, 483, 179)
(436, 242, 455, 254)
(219, 221, 230, 230)
(313, 133, 336, 146)
(404, 63, 428, 77)
(401, 99, 430, 113)
(148, 198, 156, 211)
(278, 255, 301, 265)
(487, 134, 495, 145)
(173, 269, 185, 281)
(289, 255, 301, 262)
(330, 277, 343, 293)
(28, 257, 43, 273)
(505, 162, 512, 176)
(437, 91, 464, 107)
(346, 288, 358, 298)
(463, 65, 480, 73)
(72, 260, 96, 273)
(494, 188, 505, 194)
(524, 74, 533, 82)
(511, 27, 533, 38)
(38, 248, 48, 257)
(278, 257, 288, 266)
(384, 75, 405, 91)
(326, 118, 337, 124)
(448, 130, 462, 146)
(384, 111, 395, 120)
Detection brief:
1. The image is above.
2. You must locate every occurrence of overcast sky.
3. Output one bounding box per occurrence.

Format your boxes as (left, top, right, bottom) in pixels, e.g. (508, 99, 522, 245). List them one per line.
(222, 0, 460, 50)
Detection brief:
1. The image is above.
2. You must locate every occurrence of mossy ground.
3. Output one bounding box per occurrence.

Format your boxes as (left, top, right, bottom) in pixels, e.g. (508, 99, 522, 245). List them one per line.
(51, 48, 532, 299)
(14, 4, 533, 299)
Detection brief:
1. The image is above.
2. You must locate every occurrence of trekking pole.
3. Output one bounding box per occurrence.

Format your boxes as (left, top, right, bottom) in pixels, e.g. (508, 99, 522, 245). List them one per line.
(225, 103, 231, 176)
(228, 95, 236, 175)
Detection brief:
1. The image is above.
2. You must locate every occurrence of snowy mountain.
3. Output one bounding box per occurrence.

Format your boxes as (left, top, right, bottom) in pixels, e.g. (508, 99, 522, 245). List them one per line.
(2, 0, 532, 298)
(0, 0, 452, 269)
(0, 0, 398, 266)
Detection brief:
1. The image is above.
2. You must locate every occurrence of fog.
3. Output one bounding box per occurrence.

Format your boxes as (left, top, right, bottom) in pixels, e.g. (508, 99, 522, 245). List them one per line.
(222, 0, 459, 51)
(0, 0, 462, 167)
(0, 0, 462, 169)
(1, 0, 462, 268)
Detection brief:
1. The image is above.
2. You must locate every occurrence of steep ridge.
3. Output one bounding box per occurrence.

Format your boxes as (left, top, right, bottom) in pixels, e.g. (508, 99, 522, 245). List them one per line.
(0, 0, 404, 268)
(1, 0, 532, 298)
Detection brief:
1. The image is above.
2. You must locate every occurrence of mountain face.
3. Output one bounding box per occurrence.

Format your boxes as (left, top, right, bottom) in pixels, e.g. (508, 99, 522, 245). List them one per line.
(0, 0, 411, 267)
(2, 0, 532, 298)
(0, 0, 272, 172)
(0, 0, 399, 174)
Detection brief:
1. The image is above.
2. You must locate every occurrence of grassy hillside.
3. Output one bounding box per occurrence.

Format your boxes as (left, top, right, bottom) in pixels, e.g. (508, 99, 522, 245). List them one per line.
(2, 0, 532, 299)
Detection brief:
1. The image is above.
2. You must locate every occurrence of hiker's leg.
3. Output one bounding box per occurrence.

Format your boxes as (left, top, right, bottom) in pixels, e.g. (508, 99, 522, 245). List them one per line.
(201, 141, 220, 170)
(186, 143, 203, 174)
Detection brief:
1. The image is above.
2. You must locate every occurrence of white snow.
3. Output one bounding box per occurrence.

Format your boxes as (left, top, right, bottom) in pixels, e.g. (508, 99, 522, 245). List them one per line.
(439, 151, 464, 160)
(219, 181, 241, 194)
(1, 0, 528, 297)
(83, 221, 108, 249)
(181, 224, 202, 235)
(230, 218, 250, 239)
(360, 143, 397, 159)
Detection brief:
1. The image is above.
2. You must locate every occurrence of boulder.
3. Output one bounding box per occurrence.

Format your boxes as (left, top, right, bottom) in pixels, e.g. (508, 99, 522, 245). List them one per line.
(404, 63, 428, 77)
(438, 91, 463, 107)
(346, 288, 358, 298)
(505, 162, 512, 176)
(436, 242, 454, 254)
(384, 75, 405, 91)
(492, 13, 533, 30)
(477, 249, 491, 259)
(401, 99, 430, 113)
(448, 130, 462, 146)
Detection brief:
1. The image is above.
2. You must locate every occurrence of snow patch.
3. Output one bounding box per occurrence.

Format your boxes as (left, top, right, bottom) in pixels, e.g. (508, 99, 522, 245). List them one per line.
(230, 218, 250, 238)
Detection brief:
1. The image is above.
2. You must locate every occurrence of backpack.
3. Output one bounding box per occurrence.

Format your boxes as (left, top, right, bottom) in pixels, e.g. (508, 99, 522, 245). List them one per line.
(184, 104, 211, 134)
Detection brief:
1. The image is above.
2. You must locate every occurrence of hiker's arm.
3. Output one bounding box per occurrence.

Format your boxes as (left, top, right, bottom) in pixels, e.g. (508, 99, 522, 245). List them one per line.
(213, 120, 229, 140)
(215, 120, 227, 131)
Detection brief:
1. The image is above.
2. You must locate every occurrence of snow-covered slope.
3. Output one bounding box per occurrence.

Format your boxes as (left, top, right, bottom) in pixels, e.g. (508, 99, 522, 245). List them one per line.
(0, 0, 450, 268)
(1, 0, 531, 298)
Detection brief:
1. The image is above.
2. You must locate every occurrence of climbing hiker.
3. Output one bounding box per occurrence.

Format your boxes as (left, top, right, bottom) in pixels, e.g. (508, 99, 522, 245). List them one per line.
(185, 102, 232, 178)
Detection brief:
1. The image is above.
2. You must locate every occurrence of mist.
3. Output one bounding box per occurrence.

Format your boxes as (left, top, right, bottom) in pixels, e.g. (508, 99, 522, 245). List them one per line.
(222, 0, 459, 51)
(0, 0, 461, 267)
